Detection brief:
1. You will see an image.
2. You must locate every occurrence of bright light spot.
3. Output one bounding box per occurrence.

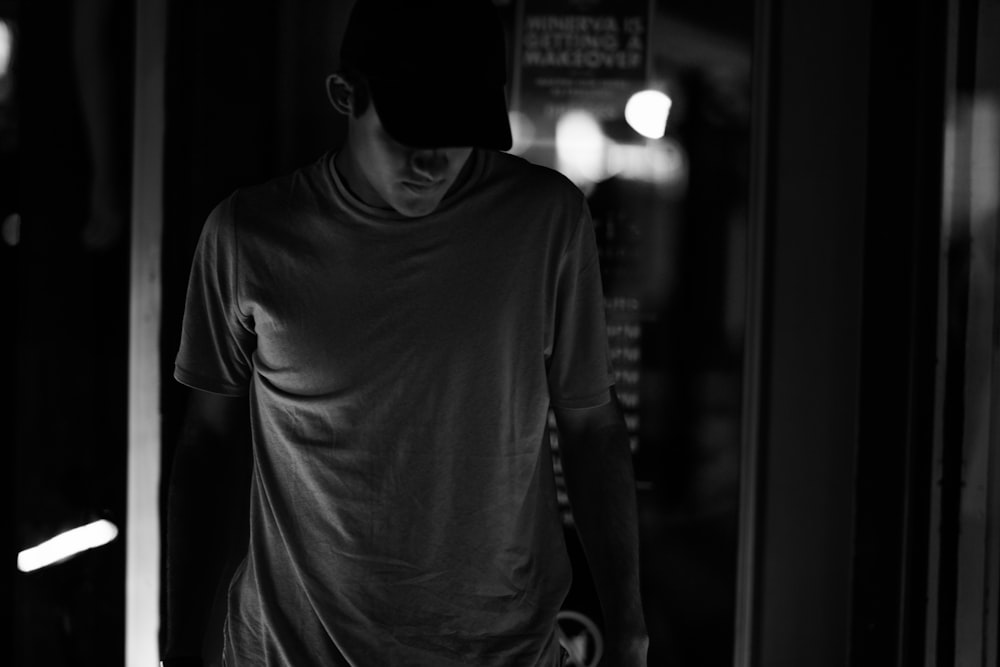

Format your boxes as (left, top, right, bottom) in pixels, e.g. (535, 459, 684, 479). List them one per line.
(0, 20, 11, 77)
(556, 110, 606, 187)
(508, 110, 536, 156)
(625, 90, 672, 139)
(18, 519, 119, 573)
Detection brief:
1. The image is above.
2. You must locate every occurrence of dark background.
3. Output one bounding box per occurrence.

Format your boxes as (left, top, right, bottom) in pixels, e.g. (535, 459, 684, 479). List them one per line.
(9, 1, 753, 665)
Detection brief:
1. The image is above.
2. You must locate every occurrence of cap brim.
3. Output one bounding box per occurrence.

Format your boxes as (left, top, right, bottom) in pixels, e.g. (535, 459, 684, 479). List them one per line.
(369, 79, 512, 151)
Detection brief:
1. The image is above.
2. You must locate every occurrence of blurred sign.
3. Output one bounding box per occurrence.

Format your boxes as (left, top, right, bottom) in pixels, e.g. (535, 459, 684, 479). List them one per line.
(514, 0, 651, 125)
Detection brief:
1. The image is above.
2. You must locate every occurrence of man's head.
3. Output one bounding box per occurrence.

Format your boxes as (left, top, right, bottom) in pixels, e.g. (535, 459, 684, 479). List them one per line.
(329, 0, 511, 218)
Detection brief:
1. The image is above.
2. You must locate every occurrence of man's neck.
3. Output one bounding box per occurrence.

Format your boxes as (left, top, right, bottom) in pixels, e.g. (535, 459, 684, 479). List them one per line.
(333, 147, 386, 210)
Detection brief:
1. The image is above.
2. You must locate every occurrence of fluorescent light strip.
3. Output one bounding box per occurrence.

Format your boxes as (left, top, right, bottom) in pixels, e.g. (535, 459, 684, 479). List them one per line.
(17, 519, 119, 573)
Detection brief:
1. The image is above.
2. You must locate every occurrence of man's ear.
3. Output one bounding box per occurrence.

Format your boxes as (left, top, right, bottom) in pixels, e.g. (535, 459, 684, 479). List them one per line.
(325, 73, 354, 115)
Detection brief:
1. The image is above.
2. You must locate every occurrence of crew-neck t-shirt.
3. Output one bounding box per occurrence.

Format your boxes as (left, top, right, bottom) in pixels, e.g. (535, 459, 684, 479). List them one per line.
(175, 148, 614, 666)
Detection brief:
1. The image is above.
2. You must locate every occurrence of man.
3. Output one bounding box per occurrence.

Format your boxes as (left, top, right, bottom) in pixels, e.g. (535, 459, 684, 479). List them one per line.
(162, 0, 648, 665)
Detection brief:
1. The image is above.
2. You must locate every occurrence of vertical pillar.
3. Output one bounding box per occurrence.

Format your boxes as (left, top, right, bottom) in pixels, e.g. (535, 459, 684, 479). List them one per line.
(128, 0, 167, 664)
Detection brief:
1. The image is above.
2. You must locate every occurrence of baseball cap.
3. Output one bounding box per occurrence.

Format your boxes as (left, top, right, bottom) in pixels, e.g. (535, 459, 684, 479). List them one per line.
(339, 0, 513, 151)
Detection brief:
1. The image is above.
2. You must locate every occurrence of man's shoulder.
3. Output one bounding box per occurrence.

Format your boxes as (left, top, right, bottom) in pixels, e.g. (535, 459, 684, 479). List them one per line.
(196, 154, 334, 250)
(480, 150, 585, 206)
(484, 150, 575, 187)
(201, 154, 333, 238)
(232, 153, 330, 209)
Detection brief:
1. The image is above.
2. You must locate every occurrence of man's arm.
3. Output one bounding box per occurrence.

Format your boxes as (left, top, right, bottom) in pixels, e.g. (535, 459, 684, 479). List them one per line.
(163, 390, 251, 666)
(554, 388, 649, 667)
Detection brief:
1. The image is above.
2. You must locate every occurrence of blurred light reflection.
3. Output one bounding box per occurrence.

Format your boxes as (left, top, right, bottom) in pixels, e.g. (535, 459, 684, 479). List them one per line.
(555, 110, 606, 187)
(18, 519, 119, 573)
(2, 212, 20, 246)
(0, 19, 11, 77)
(608, 136, 687, 186)
(508, 110, 536, 156)
(625, 89, 672, 139)
(554, 107, 688, 189)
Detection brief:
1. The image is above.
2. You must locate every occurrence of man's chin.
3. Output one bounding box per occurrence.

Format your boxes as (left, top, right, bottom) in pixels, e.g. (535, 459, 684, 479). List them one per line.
(390, 193, 446, 218)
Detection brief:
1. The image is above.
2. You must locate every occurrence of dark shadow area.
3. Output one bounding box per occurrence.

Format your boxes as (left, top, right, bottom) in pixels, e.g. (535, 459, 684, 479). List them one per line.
(11, 0, 133, 664)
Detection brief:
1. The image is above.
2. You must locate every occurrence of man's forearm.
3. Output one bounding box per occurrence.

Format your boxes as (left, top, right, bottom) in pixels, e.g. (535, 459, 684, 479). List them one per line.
(559, 416, 648, 644)
(164, 418, 248, 661)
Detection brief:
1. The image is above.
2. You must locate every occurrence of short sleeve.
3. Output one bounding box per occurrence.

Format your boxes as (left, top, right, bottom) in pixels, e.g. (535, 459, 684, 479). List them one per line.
(547, 202, 615, 409)
(174, 194, 255, 396)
